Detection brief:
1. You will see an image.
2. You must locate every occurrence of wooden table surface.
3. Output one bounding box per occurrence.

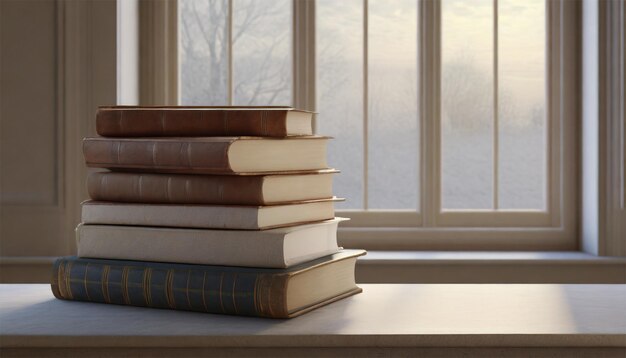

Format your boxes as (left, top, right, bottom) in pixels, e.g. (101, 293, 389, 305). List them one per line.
(1, 284, 625, 356)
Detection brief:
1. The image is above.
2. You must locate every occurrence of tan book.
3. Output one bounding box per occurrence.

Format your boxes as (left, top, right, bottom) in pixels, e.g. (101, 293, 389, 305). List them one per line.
(52, 249, 366, 318)
(96, 106, 314, 137)
(80, 198, 341, 230)
(83, 136, 329, 175)
(87, 170, 336, 205)
(77, 218, 346, 268)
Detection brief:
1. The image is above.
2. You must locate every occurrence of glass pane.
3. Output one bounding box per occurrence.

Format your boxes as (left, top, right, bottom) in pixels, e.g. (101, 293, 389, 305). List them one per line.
(233, 0, 292, 105)
(179, 0, 229, 105)
(317, 0, 364, 209)
(368, 0, 419, 209)
(498, 0, 546, 209)
(441, 0, 494, 209)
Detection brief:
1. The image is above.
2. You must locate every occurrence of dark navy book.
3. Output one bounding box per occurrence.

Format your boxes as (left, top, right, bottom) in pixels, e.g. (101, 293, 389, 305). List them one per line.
(51, 249, 365, 318)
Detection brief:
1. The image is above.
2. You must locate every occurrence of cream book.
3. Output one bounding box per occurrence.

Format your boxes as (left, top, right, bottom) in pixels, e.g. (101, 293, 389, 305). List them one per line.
(80, 199, 340, 230)
(76, 219, 347, 268)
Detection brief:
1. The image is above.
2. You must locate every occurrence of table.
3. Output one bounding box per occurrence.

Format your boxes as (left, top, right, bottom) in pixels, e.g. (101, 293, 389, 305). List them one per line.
(1, 284, 625, 357)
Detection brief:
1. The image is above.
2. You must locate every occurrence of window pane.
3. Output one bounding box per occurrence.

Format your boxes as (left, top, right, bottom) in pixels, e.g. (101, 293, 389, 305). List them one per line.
(368, 0, 419, 209)
(441, 0, 494, 209)
(498, 0, 546, 209)
(317, 0, 363, 209)
(233, 0, 292, 105)
(179, 0, 229, 105)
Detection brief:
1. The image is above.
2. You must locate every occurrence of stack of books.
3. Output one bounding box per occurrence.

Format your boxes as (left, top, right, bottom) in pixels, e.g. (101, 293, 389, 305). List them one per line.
(51, 106, 365, 318)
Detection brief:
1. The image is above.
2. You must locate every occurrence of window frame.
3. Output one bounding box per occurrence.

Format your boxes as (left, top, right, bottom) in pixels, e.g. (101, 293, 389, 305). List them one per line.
(156, 0, 581, 250)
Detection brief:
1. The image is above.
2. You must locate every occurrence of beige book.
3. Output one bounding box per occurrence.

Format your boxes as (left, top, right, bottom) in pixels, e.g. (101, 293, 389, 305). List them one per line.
(80, 198, 340, 230)
(77, 218, 346, 268)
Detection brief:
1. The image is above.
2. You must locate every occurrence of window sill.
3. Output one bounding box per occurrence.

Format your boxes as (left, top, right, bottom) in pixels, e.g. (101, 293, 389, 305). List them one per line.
(356, 251, 626, 283)
(2, 252, 626, 284)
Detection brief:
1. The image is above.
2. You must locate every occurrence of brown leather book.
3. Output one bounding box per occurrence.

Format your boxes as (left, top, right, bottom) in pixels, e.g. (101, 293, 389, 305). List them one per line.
(87, 170, 336, 205)
(96, 106, 314, 137)
(83, 136, 329, 174)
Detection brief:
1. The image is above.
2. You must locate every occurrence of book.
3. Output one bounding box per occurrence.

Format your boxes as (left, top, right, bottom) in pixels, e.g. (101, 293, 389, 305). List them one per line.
(77, 219, 345, 268)
(87, 170, 336, 205)
(51, 249, 366, 318)
(96, 106, 314, 137)
(83, 136, 329, 175)
(81, 198, 340, 230)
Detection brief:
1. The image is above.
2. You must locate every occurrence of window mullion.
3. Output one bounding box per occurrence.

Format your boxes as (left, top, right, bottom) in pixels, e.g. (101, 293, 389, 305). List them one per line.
(363, 0, 369, 210)
(419, 0, 441, 227)
(227, 0, 233, 105)
(293, 0, 316, 113)
(493, 0, 499, 210)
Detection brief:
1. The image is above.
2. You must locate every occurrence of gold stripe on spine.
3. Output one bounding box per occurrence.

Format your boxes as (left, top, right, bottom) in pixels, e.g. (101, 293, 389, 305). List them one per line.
(121, 267, 131, 305)
(201, 272, 208, 312)
(56, 260, 66, 298)
(147, 268, 153, 306)
(253, 274, 259, 315)
(266, 274, 289, 318)
(165, 269, 176, 309)
(102, 265, 111, 303)
(83, 263, 91, 301)
(143, 268, 152, 306)
(232, 273, 238, 314)
(219, 273, 225, 313)
(64, 261, 74, 300)
(265, 275, 273, 317)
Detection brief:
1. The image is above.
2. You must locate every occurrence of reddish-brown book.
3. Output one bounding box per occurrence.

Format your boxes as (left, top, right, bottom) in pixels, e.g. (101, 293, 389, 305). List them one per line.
(83, 136, 329, 175)
(87, 170, 336, 205)
(96, 106, 314, 137)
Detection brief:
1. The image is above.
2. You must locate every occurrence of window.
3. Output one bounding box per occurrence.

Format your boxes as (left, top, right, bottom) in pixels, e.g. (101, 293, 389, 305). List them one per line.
(176, 0, 578, 249)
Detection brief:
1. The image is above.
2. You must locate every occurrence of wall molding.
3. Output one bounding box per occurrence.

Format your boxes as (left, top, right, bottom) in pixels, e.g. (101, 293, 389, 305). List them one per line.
(598, 0, 626, 256)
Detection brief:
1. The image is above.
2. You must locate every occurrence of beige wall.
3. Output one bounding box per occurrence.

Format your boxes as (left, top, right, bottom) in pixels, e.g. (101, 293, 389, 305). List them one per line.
(0, 0, 117, 281)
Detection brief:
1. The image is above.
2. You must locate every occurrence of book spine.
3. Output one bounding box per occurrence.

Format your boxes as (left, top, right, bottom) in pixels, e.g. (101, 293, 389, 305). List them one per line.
(96, 109, 289, 137)
(83, 138, 235, 174)
(51, 257, 290, 318)
(87, 172, 266, 205)
(76, 224, 290, 268)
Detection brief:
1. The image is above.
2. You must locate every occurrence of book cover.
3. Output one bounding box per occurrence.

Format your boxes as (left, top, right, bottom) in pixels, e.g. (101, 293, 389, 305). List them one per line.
(80, 198, 341, 230)
(96, 106, 314, 137)
(77, 219, 345, 268)
(51, 250, 366, 318)
(87, 170, 336, 205)
(83, 136, 329, 175)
